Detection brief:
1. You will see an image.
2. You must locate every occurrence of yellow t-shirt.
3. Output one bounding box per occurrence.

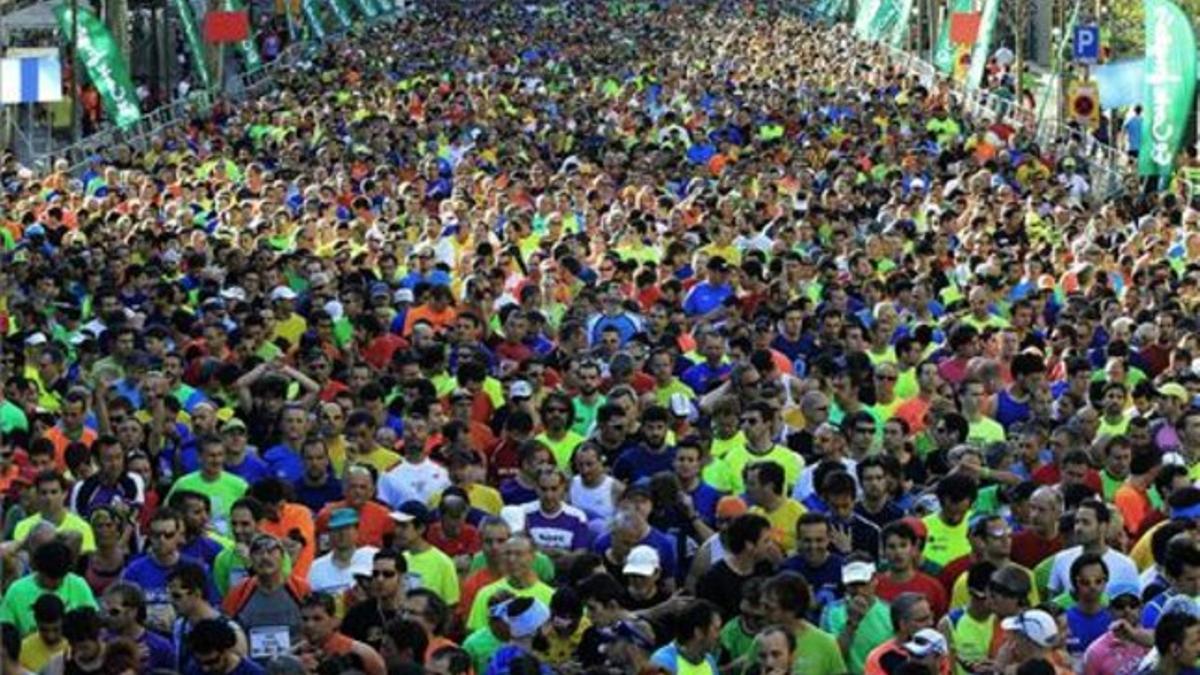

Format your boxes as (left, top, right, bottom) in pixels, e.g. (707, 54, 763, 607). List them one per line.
(922, 512, 972, 570)
(404, 547, 460, 607)
(951, 563, 1039, 607)
(751, 498, 806, 552)
(273, 312, 309, 349)
(721, 444, 803, 495)
(432, 484, 503, 516)
(535, 431, 586, 471)
(20, 633, 65, 673)
(14, 512, 95, 554)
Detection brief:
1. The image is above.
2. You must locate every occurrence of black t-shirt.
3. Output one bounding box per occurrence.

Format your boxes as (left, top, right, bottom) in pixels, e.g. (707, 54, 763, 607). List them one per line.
(341, 599, 398, 651)
(695, 559, 775, 619)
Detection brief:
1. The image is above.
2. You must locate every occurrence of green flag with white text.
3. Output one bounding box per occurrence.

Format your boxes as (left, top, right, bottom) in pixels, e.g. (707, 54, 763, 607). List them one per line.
(327, 0, 353, 29)
(349, 0, 378, 19)
(170, 0, 212, 91)
(865, 0, 897, 41)
(854, 0, 880, 37)
(1138, 0, 1197, 177)
(934, 0, 973, 73)
(888, 0, 913, 46)
(965, 0, 999, 91)
(55, 4, 142, 129)
(301, 0, 328, 39)
(224, 0, 263, 73)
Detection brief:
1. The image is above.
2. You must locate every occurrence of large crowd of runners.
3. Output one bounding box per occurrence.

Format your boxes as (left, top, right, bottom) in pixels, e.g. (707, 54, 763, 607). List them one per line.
(1, 0, 1200, 674)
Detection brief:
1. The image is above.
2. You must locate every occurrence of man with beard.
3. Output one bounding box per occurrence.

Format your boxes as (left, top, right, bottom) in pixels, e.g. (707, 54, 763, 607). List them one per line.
(612, 405, 676, 484)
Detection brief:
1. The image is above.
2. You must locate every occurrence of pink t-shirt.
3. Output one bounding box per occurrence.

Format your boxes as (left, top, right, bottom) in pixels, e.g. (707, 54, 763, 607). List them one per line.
(1082, 631, 1149, 675)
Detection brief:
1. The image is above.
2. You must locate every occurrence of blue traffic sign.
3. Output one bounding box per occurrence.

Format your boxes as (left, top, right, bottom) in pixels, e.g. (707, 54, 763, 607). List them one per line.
(1074, 24, 1100, 63)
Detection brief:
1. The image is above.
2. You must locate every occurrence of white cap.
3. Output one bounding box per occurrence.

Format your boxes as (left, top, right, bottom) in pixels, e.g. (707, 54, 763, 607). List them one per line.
(220, 286, 247, 302)
(510, 380, 533, 399)
(904, 628, 949, 657)
(270, 286, 297, 301)
(394, 288, 415, 304)
(323, 301, 345, 320)
(622, 545, 661, 577)
(1001, 609, 1058, 648)
(24, 332, 47, 347)
(842, 561, 876, 585)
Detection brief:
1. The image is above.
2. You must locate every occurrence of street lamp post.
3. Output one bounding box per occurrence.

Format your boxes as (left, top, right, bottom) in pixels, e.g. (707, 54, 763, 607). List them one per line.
(71, 0, 80, 142)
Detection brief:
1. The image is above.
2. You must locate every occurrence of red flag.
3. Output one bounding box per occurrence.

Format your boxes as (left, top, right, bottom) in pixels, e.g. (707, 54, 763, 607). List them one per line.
(949, 12, 981, 45)
(203, 11, 249, 43)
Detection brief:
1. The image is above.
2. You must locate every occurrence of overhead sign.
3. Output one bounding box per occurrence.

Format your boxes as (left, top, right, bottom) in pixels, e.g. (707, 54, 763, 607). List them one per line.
(1074, 24, 1100, 63)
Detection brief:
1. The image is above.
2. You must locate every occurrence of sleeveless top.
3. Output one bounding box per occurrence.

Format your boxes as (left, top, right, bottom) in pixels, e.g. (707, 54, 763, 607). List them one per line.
(569, 475, 616, 522)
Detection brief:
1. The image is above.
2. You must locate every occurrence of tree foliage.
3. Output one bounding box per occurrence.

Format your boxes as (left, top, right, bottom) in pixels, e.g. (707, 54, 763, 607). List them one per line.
(1106, 0, 1200, 57)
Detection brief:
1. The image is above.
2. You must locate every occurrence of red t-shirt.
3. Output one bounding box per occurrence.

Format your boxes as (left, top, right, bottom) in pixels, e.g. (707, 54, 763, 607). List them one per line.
(1031, 464, 1103, 494)
(876, 571, 950, 619)
(1010, 530, 1064, 569)
(426, 521, 482, 558)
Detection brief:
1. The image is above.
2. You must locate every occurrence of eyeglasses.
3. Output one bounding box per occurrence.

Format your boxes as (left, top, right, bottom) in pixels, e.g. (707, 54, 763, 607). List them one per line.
(854, 426, 875, 434)
(739, 417, 762, 426)
(1111, 598, 1140, 610)
(874, 374, 897, 381)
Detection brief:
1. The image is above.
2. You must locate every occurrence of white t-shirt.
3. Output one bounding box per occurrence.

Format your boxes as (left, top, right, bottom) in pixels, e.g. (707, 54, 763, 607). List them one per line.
(307, 546, 378, 594)
(1048, 545, 1139, 596)
(378, 459, 450, 508)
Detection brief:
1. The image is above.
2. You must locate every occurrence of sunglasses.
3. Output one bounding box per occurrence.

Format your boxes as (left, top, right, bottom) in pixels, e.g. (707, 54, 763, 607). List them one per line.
(1111, 599, 1140, 610)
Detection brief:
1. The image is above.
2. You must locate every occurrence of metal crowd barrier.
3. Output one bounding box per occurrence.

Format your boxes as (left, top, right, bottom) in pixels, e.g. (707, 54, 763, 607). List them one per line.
(879, 42, 1132, 202)
(32, 0, 416, 174)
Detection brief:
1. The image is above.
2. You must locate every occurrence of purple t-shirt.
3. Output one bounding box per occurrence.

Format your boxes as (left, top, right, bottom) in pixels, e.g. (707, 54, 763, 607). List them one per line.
(522, 503, 591, 551)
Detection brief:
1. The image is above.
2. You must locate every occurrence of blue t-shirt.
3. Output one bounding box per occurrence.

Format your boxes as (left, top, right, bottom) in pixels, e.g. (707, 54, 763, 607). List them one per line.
(185, 656, 265, 675)
(262, 444, 304, 483)
(293, 475, 345, 514)
(781, 553, 845, 619)
(592, 527, 678, 580)
(180, 535, 226, 568)
(1065, 605, 1112, 658)
(683, 282, 732, 317)
(994, 390, 1032, 430)
(688, 482, 723, 527)
(681, 362, 731, 395)
(122, 553, 219, 631)
(178, 449, 271, 486)
(612, 444, 677, 484)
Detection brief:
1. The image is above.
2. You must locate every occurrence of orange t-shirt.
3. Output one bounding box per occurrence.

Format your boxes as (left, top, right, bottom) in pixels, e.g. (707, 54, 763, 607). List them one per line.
(1115, 483, 1153, 537)
(403, 304, 458, 336)
(315, 500, 396, 549)
(259, 502, 316, 579)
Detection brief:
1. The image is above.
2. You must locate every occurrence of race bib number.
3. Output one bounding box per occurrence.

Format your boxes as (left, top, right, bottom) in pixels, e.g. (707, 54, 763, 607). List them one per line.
(249, 625, 292, 660)
(146, 601, 176, 634)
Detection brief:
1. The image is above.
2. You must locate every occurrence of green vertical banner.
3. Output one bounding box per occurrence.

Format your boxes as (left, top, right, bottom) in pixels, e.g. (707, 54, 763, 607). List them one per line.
(350, 0, 378, 19)
(327, 0, 353, 29)
(865, 0, 896, 41)
(301, 0, 328, 39)
(853, 0, 881, 37)
(1139, 0, 1197, 178)
(170, 0, 212, 91)
(934, 0, 973, 73)
(224, 0, 263, 73)
(964, 0, 999, 91)
(888, 0, 913, 46)
(54, 4, 142, 129)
